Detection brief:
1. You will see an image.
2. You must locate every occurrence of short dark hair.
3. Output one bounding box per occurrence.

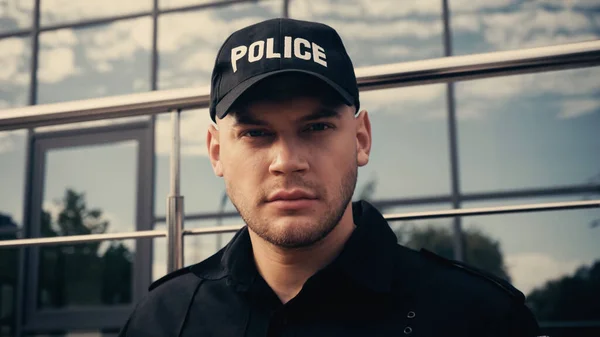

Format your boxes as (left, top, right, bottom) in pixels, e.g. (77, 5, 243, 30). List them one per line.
(228, 72, 350, 114)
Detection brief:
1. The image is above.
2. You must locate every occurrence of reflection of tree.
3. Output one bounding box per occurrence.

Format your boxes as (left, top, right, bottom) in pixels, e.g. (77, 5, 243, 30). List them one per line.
(527, 260, 600, 321)
(39, 189, 132, 308)
(358, 176, 511, 281)
(0, 213, 18, 337)
(394, 224, 512, 282)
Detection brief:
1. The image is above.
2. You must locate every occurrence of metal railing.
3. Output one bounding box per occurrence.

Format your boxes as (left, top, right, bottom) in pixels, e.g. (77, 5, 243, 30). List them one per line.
(1, 199, 599, 249)
(1, 40, 599, 132)
(1, 39, 600, 273)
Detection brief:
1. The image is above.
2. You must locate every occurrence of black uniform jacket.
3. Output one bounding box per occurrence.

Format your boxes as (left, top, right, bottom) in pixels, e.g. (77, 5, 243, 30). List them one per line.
(119, 201, 540, 337)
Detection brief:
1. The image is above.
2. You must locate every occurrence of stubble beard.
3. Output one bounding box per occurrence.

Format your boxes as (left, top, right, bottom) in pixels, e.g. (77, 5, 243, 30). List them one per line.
(227, 163, 358, 249)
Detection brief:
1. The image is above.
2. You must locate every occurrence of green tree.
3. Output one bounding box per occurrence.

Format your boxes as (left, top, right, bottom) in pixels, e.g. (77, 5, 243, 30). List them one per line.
(39, 188, 132, 308)
(396, 224, 511, 282)
(527, 260, 600, 321)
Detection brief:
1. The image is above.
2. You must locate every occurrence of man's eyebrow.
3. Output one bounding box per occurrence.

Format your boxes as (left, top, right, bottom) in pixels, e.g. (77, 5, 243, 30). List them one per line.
(298, 107, 341, 122)
(232, 112, 268, 126)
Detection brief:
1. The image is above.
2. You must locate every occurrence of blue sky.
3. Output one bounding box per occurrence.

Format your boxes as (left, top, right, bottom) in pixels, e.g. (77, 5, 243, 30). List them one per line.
(1, 0, 599, 296)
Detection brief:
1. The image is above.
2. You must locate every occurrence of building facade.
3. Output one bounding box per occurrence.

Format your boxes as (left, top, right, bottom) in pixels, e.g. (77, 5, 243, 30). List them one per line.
(0, 0, 599, 336)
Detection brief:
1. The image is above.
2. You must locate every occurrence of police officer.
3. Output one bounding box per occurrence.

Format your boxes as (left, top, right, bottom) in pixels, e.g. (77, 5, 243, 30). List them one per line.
(119, 18, 541, 336)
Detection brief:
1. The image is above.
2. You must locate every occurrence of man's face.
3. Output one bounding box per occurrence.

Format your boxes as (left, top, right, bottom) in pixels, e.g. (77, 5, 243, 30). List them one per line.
(207, 94, 371, 248)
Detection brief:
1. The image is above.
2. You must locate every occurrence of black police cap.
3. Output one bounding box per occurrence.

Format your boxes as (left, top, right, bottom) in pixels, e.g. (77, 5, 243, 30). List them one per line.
(209, 18, 360, 122)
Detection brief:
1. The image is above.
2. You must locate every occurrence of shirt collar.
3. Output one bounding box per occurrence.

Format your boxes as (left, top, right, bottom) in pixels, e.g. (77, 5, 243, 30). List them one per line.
(208, 200, 397, 293)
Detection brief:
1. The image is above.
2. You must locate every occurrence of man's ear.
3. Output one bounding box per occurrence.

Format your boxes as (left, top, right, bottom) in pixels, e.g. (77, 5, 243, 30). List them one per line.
(207, 124, 223, 177)
(355, 110, 372, 167)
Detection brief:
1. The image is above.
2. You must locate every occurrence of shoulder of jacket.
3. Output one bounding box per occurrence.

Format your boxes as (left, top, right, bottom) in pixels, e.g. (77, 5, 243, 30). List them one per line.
(149, 248, 228, 292)
(419, 248, 525, 302)
(148, 266, 194, 291)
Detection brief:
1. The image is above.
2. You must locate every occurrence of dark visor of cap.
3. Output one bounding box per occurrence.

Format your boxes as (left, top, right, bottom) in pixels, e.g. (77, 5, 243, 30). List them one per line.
(214, 69, 354, 119)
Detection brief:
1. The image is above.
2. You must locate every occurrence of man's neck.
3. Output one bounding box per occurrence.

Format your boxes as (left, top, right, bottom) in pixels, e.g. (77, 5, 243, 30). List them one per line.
(248, 205, 356, 304)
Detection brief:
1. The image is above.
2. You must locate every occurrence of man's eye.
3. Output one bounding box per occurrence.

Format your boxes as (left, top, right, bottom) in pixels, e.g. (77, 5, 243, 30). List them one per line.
(243, 130, 271, 138)
(306, 123, 332, 132)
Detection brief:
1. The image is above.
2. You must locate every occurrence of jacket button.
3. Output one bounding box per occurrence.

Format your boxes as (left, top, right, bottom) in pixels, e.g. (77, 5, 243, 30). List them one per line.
(407, 311, 416, 318)
(403, 326, 413, 334)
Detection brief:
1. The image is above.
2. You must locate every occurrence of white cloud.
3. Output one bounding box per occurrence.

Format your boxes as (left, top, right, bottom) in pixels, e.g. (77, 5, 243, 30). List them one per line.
(155, 109, 213, 157)
(291, 0, 441, 19)
(86, 18, 152, 65)
(327, 20, 443, 41)
(40, 29, 78, 47)
(0, 37, 29, 85)
(181, 50, 216, 73)
(0, 130, 26, 154)
(449, 4, 599, 51)
(39, 0, 150, 24)
(506, 252, 592, 296)
(159, 11, 271, 53)
(42, 200, 63, 224)
(362, 84, 445, 113)
(458, 67, 599, 101)
(558, 99, 600, 119)
(0, 133, 15, 153)
(450, 0, 514, 12)
(0, 0, 32, 29)
(37, 47, 81, 83)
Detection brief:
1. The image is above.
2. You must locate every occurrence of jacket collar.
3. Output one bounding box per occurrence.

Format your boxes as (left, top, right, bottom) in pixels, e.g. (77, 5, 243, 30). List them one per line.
(196, 200, 398, 293)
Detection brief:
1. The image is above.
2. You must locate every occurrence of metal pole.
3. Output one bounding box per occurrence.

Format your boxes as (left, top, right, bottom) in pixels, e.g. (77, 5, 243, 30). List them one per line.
(166, 109, 184, 272)
(441, 0, 465, 262)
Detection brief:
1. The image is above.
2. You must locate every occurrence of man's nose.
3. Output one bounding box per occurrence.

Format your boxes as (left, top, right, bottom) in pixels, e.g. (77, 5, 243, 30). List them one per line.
(268, 138, 309, 175)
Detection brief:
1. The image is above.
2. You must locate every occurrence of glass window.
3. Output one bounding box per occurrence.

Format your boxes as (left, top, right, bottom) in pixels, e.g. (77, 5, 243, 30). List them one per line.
(0, 129, 26, 336)
(38, 239, 135, 309)
(157, 0, 282, 90)
(0, 130, 27, 230)
(154, 109, 229, 216)
(37, 17, 152, 104)
(0, 0, 32, 34)
(456, 67, 600, 193)
(289, 0, 444, 67)
(357, 85, 451, 199)
(40, 0, 151, 27)
(384, 203, 456, 257)
(461, 196, 600, 322)
(152, 217, 241, 281)
(37, 141, 138, 309)
(0, 36, 30, 108)
(159, 0, 228, 10)
(451, 0, 600, 55)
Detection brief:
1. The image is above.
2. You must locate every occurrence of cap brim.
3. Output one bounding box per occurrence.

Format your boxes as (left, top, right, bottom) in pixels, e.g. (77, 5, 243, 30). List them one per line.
(215, 69, 354, 119)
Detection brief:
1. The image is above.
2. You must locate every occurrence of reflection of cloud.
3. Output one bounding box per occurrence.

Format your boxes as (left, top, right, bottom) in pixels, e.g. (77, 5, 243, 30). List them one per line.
(39, 0, 150, 24)
(0, 130, 26, 154)
(38, 47, 81, 83)
(558, 99, 600, 119)
(291, 0, 441, 18)
(86, 18, 152, 65)
(506, 252, 590, 296)
(155, 109, 213, 157)
(456, 67, 600, 119)
(0, 37, 29, 86)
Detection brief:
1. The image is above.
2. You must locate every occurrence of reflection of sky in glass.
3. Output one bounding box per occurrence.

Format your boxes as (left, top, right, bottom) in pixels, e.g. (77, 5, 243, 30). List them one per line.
(37, 17, 152, 104)
(457, 67, 600, 192)
(0, 0, 599, 319)
(158, 0, 282, 90)
(463, 196, 600, 298)
(40, 0, 150, 26)
(160, 0, 227, 9)
(290, 0, 444, 67)
(0, 36, 30, 108)
(0, 0, 32, 33)
(0, 130, 27, 228)
(451, 0, 600, 55)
